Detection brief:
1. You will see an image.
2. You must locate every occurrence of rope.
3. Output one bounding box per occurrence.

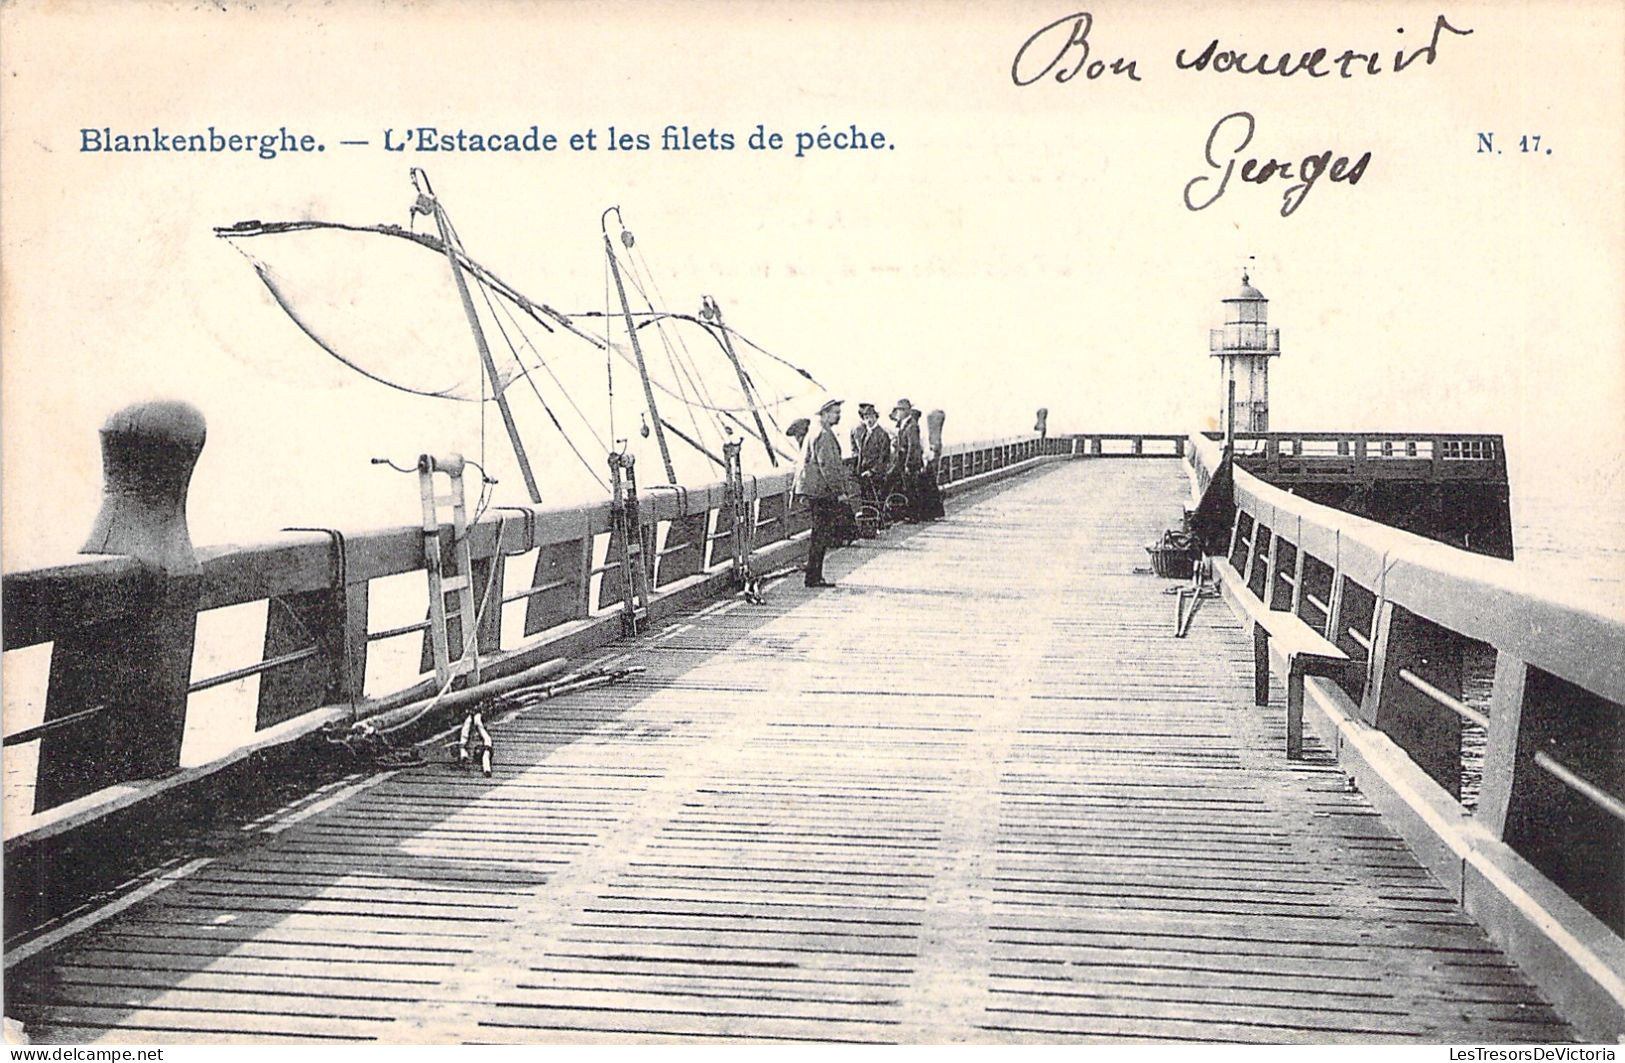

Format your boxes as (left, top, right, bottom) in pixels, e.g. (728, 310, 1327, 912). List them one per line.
(469, 257, 610, 491)
(624, 242, 728, 456)
(224, 216, 817, 467)
(604, 251, 616, 444)
(229, 244, 479, 401)
(435, 210, 503, 519)
(563, 308, 822, 386)
(486, 285, 611, 455)
(619, 255, 715, 461)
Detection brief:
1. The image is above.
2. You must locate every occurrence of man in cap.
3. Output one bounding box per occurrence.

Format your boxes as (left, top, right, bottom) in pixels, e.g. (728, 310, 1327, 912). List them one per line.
(887, 399, 923, 523)
(850, 402, 893, 527)
(792, 398, 849, 587)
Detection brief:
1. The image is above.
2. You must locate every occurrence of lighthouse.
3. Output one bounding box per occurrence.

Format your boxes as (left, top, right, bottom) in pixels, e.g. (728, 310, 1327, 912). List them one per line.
(1210, 271, 1279, 432)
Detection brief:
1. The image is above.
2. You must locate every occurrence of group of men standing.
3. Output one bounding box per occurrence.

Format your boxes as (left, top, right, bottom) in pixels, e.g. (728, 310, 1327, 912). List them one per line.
(790, 397, 945, 589)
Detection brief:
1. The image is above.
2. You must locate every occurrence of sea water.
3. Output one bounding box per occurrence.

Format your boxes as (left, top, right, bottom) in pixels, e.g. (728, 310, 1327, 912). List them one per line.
(1456, 476, 1625, 809)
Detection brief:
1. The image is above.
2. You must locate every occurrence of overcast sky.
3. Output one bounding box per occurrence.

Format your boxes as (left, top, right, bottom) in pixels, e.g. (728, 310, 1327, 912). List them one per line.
(3, 1, 1620, 575)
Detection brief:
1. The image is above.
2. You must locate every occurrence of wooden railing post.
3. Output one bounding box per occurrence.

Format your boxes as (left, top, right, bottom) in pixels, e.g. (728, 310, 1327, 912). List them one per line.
(575, 534, 595, 618)
(1258, 527, 1279, 607)
(656, 510, 708, 588)
(341, 580, 369, 713)
(1476, 650, 1527, 838)
(518, 519, 594, 637)
(1369, 605, 1465, 797)
(473, 553, 504, 652)
(1491, 665, 1625, 930)
(1240, 517, 1263, 589)
(35, 401, 206, 812)
(1325, 535, 1346, 654)
(1360, 600, 1395, 726)
(259, 528, 356, 729)
(1288, 538, 1307, 615)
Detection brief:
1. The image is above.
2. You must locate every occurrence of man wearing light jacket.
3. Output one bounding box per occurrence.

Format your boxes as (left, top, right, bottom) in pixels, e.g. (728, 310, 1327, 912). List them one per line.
(793, 398, 849, 588)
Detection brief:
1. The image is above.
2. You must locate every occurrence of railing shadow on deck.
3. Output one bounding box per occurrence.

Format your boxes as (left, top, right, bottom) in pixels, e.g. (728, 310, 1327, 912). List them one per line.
(2, 565, 875, 1039)
(1186, 432, 1625, 1043)
(0, 419, 1189, 973)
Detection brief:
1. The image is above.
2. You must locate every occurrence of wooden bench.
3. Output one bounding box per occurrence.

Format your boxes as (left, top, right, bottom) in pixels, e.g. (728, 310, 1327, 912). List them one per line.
(1252, 612, 1352, 759)
(1212, 554, 1357, 758)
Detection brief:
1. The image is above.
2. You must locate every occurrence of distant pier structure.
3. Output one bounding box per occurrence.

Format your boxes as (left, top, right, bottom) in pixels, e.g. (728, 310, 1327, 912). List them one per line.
(1211, 271, 1278, 432)
(1206, 271, 1515, 560)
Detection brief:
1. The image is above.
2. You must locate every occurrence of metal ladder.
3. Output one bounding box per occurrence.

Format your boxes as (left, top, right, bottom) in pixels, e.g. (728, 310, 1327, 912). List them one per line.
(722, 439, 762, 601)
(418, 453, 481, 688)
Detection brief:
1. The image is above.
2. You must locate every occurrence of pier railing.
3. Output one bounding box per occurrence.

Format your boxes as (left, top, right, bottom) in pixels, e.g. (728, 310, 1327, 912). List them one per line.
(1204, 430, 1508, 484)
(1188, 432, 1625, 1038)
(1049, 433, 1187, 459)
(1, 415, 1061, 849)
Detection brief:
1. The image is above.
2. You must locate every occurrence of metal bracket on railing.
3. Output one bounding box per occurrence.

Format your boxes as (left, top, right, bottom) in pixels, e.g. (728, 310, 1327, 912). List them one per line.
(282, 526, 348, 589)
(490, 506, 536, 556)
(647, 483, 689, 515)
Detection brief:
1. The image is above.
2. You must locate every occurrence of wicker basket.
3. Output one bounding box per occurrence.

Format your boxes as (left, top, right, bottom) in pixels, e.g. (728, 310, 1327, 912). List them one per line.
(1147, 534, 1197, 579)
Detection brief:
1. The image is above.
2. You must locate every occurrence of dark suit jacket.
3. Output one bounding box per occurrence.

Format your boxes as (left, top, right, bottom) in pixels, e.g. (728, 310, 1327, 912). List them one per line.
(850, 422, 893, 479)
(890, 418, 923, 478)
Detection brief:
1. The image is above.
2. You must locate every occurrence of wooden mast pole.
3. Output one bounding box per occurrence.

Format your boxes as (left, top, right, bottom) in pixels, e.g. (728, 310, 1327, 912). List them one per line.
(603, 206, 678, 485)
(701, 295, 779, 468)
(1225, 378, 1236, 457)
(414, 170, 543, 504)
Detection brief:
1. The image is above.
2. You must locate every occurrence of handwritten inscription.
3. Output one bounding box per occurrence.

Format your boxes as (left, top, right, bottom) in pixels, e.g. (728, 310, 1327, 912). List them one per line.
(1008, 12, 1462, 215)
(1011, 12, 1472, 86)
(1011, 12, 1142, 86)
(1176, 15, 1473, 78)
(1183, 112, 1371, 218)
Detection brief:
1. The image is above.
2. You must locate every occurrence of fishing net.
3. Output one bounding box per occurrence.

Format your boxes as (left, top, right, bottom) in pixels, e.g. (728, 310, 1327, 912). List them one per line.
(217, 213, 829, 490)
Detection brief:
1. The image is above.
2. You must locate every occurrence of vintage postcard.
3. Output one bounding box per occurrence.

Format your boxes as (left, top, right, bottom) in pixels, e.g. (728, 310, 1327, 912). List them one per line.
(2, 0, 1621, 1050)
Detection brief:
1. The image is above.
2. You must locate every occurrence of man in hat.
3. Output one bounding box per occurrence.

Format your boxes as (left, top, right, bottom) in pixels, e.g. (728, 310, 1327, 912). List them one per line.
(887, 399, 923, 523)
(850, 402, 892, 526)
(792, 398, 848, 587)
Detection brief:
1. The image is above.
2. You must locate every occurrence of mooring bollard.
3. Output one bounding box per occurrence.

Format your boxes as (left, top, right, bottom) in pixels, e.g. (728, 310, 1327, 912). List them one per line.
(80, 401, 207, 573)
(35, 400, 207, 811)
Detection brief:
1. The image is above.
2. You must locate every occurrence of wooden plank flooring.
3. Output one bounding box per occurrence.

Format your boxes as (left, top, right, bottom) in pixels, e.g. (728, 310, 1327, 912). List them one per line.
(5, 460, 1575, 1043)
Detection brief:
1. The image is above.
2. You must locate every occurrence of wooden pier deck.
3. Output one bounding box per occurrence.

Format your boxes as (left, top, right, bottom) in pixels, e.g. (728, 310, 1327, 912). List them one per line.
(5, 460, 1576, 1044)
